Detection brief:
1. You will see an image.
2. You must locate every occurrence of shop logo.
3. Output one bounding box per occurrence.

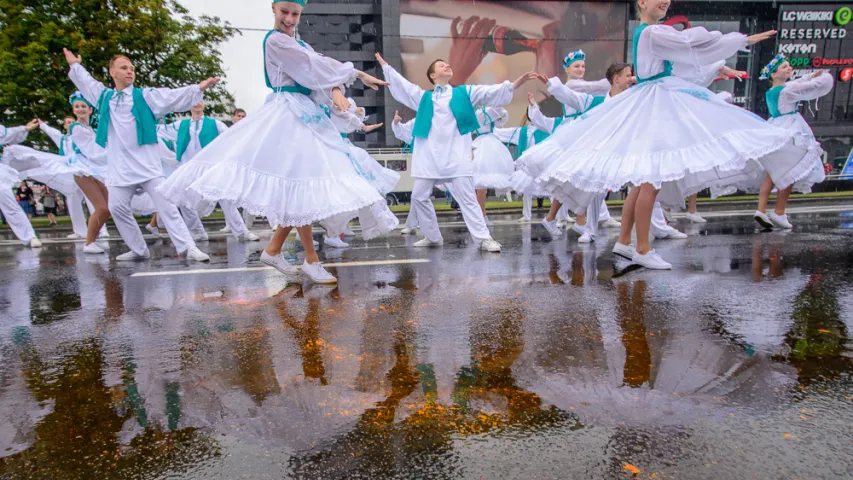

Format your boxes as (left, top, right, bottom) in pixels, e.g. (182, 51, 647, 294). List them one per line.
(835, 7, 852, 26)
(840, 68, 853, 82)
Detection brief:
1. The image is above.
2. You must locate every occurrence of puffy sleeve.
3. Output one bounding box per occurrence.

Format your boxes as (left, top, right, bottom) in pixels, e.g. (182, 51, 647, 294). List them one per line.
(0, 125, 28, 146)
(142, 86, 204, 118)
(215, 119, 229, 134)
(67, 64, 107, 108)
(39, 124, 64, 149)
(476, 107, 509, 130)
(267, 33, 358, 92)
(546, 77, 595, 113)
(382, 64, 425, 112)
(673, 59, 726, 87)
(780, 72, 834, 103)
(70, 124, 104, 159)
(330, 109, 364, 134)
(492, 127, 521, 145)
(527, 104, 556, 134)
(564, 78, 610, 95)
(647, 25, 747, 66)
(392, 119, 415, 144)
(468, 82, 514, 108)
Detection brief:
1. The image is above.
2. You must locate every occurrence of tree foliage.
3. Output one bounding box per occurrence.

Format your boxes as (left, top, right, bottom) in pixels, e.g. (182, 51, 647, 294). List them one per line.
(0, 0, 238, 130)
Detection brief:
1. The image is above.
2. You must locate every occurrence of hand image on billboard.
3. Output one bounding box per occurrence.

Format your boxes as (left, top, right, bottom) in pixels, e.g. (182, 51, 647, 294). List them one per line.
(449, 16, 497, 85)
(534, 22, 562, 82)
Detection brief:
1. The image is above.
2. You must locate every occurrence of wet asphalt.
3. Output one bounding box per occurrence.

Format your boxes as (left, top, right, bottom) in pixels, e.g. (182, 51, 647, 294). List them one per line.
(0, 206, 852, 479)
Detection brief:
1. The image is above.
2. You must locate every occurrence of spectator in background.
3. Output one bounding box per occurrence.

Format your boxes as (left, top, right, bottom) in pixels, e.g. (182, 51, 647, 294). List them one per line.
(17, 182, 34, 219)
(41, 186, 58, 226)
(224, 108, 246, 127)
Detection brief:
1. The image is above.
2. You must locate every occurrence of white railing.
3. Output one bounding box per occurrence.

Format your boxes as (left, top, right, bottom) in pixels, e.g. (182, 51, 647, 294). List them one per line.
(366, 147, 408, 155)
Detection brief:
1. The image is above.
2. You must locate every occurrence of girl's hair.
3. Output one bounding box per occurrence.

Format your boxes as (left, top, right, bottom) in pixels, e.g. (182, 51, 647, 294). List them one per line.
(635, 0, 643, 20)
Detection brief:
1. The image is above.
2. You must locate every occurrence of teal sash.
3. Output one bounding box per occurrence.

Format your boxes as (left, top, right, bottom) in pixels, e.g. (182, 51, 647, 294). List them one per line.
(176, 117, 220, 161)
(765, 85, 799, 118)
(412, 85, 480, 138)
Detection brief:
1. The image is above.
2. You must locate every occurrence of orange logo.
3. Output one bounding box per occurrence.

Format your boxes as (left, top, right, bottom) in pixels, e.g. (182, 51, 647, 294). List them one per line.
(840, 68, 853, 82)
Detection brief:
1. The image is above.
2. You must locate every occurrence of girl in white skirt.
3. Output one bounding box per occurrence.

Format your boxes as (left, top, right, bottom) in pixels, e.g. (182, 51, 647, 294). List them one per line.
(752, 57, 833, 230)
(4, 93, 111, 252)
(522, 0, 800, 270)
(157, 0, 395, 284)
(472, 107, 514, 225)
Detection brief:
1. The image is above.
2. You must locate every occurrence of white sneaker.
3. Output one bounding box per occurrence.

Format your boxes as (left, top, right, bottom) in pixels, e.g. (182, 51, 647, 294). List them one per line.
(400, 227, 415, 235)
(116, 249, 150, 261)
(145, 224, 161, 237)
(569, 224, 586, 237)
(219, 225, 232, 233)
(193, 231, 209, 242)
(685, 212, 707, 223)
(600, 218, 621, 228)
(324, 235, 350, 248)
(240, 231, 261, 242)
(612, 242, 635, 260)
(260, 250, 298, 275)
(302, 261, 337, 284)
(768, 212, 793, 229)
(413, 237, 443, 247)
(578, 233, 593, 243)
(83, 243, 105, 254)
(753, 211, 773, 229)
(479, 238, 502, 252)
(29, 238, 42, 248)
(541, 217, 562, 237)
(632, 250, 672, 270)
(67, 233, 84, 240)
(99, 230, 110, 239)
(185, 246, 210, 262)
(517, 216, 529, 223)
(656, 228, 688, 239)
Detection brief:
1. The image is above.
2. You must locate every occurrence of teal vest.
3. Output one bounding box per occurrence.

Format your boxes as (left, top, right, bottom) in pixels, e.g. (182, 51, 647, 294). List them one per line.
(263, 30, 312, 96)
(176, 117, 220, 162)
(633, 23, 673, 83)
(412, 86, 480, 139)
(95, 88, 158, 148)
(516, 125, 555, 158)
(58, 123, 83, 156)
(765, 85, 798, 119)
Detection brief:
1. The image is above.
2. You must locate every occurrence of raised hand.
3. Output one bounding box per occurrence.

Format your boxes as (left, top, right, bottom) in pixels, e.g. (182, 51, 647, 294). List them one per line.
(747, 30, 777, 45)
(199, 77, 221, 91)
(719, 66, 748, 79)
(812, 70, 826, 79)
(25, 119, 41, 131)
(63, 48, 81, 65)
(357, 71, 389, 90)
(374, 52, 388, 66)
(512, 71, 539, 90)
(331, 88, 351, 112)
(527, 92, 536, 106)
(362, 123, 384, 133)
(393, 110, 402, 124)
(449, 16, 497, 85)
(533, 73, 550, 85)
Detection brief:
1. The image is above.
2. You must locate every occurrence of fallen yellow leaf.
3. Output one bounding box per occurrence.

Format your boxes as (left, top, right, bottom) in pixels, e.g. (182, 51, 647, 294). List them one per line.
(784, 433, 793, 438)
(818, 329, 831, 333)
(624, 464, 640, 475)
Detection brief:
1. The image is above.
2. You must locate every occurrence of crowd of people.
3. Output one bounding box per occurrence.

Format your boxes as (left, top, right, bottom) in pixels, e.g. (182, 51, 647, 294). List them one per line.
(0, 0, 835, 282)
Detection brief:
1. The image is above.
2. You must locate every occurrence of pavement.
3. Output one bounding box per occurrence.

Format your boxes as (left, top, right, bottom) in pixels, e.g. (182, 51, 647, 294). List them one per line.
(0, 204, 852, 479)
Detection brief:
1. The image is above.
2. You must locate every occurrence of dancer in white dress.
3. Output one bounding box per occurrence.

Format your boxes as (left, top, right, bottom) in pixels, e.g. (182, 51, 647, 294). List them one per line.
(518, 0, 800, 270)
(752, 57, 833, 230)
(157, 100, 260, 242)
(376, 52, 536, 252)
(0, 120, 42, 247)
(492, 108, 548, 223)
(63, 48, 216, 262)
(157, 0, 397, 283)
(471, 106, 514, 226)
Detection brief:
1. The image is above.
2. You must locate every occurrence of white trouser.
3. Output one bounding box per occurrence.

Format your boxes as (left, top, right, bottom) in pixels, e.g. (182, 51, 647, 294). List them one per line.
(651, 201, 670, 236)
(522, 193, 532, 221)
(179, 206, 205, 236)
(0, 188, 36, 244)
(84, 197, 109, 237)
(67, 193, 88, 237)
(412, 177, 490, 243)
(220, 200, 247, 237)
(598, 197, 612, 222)
(404, 208, 419, 229)
(556, 204, 569, 221)
(108, 177, 196, 255)
(583, 193, 604, 240)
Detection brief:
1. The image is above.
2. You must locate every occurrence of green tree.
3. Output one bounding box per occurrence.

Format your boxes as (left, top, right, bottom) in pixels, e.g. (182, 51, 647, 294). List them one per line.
(0, 0, 237, 130)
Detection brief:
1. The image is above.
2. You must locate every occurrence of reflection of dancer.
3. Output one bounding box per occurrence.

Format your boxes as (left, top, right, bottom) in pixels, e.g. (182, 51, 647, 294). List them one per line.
(0, 120, 42, 247)
(515, 0, 792, 270)
(64, 48, 216, 262)
(157, 1, 394, 283)
(376, 52, 536, 252)
(752, 59, 833, 230)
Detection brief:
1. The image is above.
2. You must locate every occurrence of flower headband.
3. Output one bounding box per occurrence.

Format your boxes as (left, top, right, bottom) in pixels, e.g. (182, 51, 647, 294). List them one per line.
(68, 91, 93, 108)
(759, 53, 787, 80)
(563, 49, 586, 69)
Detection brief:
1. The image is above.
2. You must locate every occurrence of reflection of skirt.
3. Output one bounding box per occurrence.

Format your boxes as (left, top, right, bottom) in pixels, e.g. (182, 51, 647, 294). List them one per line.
(472, 134, 514, 192)
(3, 145, 105, 181)
(157, 92, 397, 238)
(345, 141, 400, 196)
(516, 76, 805, 211)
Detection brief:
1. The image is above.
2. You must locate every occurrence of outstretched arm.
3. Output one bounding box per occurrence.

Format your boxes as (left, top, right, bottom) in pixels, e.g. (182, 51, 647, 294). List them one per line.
(39, 123, 64, 149)
(564, 78, 611, 95)
(64, 49, 107, 108)
(377, 55, 425, 112)
(545, 76, 595, 113)
(781, 70, 834, 103)
(0, 124, 31, 146)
